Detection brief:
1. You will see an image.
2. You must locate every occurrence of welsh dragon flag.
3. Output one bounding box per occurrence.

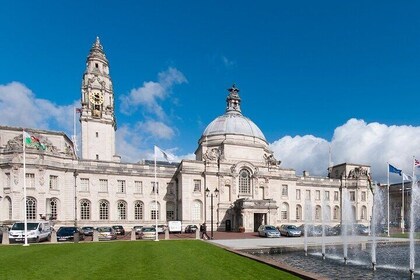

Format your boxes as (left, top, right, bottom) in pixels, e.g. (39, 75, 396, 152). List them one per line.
(23, 131, 46, 150)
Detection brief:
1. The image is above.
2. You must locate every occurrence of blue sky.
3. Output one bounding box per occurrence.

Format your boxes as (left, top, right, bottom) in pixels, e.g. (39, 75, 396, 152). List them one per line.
(1, 1, 420, 182)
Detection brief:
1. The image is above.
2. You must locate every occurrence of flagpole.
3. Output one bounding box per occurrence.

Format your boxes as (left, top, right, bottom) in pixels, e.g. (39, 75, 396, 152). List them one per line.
(387, 162, 390, 237)
(23, 130, 29, 246)
(154, 146, 159, 242)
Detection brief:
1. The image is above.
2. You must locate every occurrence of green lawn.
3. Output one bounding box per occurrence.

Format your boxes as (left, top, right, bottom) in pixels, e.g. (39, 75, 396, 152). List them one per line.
(391, 232, 420, 239)
(0, 240, 300, 280)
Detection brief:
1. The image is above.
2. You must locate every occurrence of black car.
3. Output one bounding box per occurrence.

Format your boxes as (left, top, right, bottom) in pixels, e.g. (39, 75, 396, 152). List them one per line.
(112, 225, 125, 235)
(184, 225, 198, 233)
(56, 226, 85, 242)
(81, 226, 94, 236)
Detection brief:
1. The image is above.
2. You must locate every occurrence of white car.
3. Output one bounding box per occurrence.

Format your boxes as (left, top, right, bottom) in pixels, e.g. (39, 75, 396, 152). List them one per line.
(9, 221, 52, 243)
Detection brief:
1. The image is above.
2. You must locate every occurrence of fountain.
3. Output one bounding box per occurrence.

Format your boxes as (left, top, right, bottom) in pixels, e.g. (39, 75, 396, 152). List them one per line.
(303, 199, 312, 256)
(410, 177, 419, 279)
(321, 195, 330, 260)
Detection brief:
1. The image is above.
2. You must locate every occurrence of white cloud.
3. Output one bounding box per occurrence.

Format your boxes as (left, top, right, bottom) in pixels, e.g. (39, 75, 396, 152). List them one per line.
(0, 82, 77, 135)
(270, 118, 420, 183)
(135, 120, 175, 140)
(222, 56, 236, 68)
(120, 67, 187, 118)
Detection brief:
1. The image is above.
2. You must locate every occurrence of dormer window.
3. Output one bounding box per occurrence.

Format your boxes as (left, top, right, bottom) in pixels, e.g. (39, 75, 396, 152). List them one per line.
(95, 63, 99, 68)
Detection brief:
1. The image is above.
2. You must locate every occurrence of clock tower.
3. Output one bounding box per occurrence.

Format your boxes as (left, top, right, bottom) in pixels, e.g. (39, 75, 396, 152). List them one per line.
(80, 37, 119, 162)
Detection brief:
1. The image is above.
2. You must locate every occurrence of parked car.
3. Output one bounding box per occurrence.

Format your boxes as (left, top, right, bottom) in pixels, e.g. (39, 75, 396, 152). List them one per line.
(112, 225, 125, 235)
(140, 227, 157, 240)
(97, 226, 117, 241)
(152, 224, 166, 234)
(81, 226, 94, 236)
(278, 224, 301, 237)
(133, 226, 143, 235)
(354, 224, 369, 235)
(57, 226, 85, 242)
(298, 224, 322, 236)
(9, 221, 52, 243)
(257, 225, 281, 238)
(184, 225, 198, 233)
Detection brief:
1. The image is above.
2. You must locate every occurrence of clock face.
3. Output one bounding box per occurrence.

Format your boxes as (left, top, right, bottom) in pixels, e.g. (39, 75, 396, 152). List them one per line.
(89, 91, 104, 105)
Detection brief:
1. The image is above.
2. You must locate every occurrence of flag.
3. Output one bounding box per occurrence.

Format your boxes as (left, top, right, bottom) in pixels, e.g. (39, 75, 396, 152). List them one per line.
(154, 146, 174, 163)
(402, 172, 412, 181)
(389, 164, 402, 176)
(415, 159, 420, 168)
(23, 131, 46, 150)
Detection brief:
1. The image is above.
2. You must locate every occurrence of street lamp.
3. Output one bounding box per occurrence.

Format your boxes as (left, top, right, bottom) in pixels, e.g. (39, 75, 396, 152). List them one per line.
(205, 187, 219, 239)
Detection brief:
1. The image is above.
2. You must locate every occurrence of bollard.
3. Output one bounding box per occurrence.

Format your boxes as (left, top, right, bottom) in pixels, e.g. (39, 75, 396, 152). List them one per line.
(93, 229, 99, 242)
(2, 228, 9, 245)
(195, 229, 200, 240)
(165, 228, 170, 240)
(73, 232, 80, 243)
(131, 228, 136, 241)
(50, 229, 57, 243)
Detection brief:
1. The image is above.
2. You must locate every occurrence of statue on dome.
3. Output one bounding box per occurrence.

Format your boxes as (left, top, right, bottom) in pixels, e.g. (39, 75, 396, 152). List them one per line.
(264, 153, 279, 167)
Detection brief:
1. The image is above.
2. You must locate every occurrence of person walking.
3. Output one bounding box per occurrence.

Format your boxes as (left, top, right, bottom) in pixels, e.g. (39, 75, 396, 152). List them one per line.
(200, 223, 210, 240)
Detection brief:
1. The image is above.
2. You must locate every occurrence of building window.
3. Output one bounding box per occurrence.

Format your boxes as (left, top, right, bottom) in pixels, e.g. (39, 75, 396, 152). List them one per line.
(135, 181, 143, 194)
(193, 180, 201, 192)
(333, 206, 340, 220)
(80, 178, 89, 192)
(96, 155, 99, 160)
(117, 180, 126, 193)
(192, 200, 202, 221)
(296, 204, 302, 220)
(150, 201, 160, 220)
(166, 202, 175, 221)
(80, 199, 91, 220)
(281, 203, 289, 220)
(305, 190, 311, 200)
(26, 197, 36, 220)
(26, 173, 35, 188)
(167, 183, 174, 195)
(282, 185, 288, 197)
(117, 200, 127, 220)
(50, 198, 58, 219)
(99, 179, 108, 192)
(49, 175, 58, 190)
(99, 200, 109, 220)
(361, 206, 367, 220)
(334, 191, 339, 201)
(134, 201, 144, 220)
(239, 169, 251, 194)
(6, 196, 12, 219)
(6, 173, 11, 188)
(152, 182, 159, 194)
(296, 189, 301, 200)
(324, 191, 330, 201)
(361, 191, 366, 202)
(96, 132, 99, 137)
(325, 206, 331, 221)
(315, 190, 320, 200)
(349, 191, 356, 201)
(315, 205, 321, 220)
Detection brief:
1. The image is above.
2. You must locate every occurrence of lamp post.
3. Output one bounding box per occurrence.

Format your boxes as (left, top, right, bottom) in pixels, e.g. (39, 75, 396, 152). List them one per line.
(73, 170, 78, 226)
(205, 187, 219, 239)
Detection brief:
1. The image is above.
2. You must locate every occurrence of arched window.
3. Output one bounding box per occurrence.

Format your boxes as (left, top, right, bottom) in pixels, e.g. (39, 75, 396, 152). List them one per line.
(192, 200, 202, 221)
(166, 202, 175, 221)
(361, 206, 367, 220)
(281, 202, 289, 220)
(333, 206, 340, 220)
(134, 201, 144, 220)
(239, 169, 251, 195)
(117, 200, 127, 220)
(80, 199, 91, 220)
(296, 204, 302, 221)
(315, 205, 321, 221)
(99, 200, 109, 220)
(26, 197, 36, 220)
(6, 196, 12, 220)
(150, 201, 160, 220)
(50, 198, 58, 220)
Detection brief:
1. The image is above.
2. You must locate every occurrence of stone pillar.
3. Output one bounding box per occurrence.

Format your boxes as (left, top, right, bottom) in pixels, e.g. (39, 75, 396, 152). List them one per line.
(165, 228, 170, 240)
(195, 229, 200, 240)
(93, 229, 99, 242)
(131, 228, 136, 241)
(73, 232, 80, 243)
(50, 229, 57, 243)
(2, 228, 9, 245)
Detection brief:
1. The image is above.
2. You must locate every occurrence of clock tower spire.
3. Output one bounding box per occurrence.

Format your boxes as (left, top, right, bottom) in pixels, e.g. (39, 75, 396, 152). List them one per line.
(80, 37, 119, 162)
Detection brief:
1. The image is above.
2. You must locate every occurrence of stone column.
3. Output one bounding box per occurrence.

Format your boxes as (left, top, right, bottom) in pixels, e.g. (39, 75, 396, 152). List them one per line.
(2, 228, 9, 245)
(165, 228, 170, 240)
(93, 229, 99, 242)
(50, 229, 57, 243)
(131, 228, 136, 241)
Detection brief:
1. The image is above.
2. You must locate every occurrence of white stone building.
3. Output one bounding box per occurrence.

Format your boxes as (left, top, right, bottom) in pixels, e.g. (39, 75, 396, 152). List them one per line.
(0, 38, 373, 232)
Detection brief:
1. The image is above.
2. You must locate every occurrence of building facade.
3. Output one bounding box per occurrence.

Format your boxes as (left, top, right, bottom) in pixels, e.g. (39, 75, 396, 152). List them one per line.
(0, 38, 373, 231)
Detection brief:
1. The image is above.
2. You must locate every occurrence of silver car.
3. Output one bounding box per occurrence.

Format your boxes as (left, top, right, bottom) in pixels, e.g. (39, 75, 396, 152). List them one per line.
(278, 224, 302, 237)
(257, 225, 280, 238)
